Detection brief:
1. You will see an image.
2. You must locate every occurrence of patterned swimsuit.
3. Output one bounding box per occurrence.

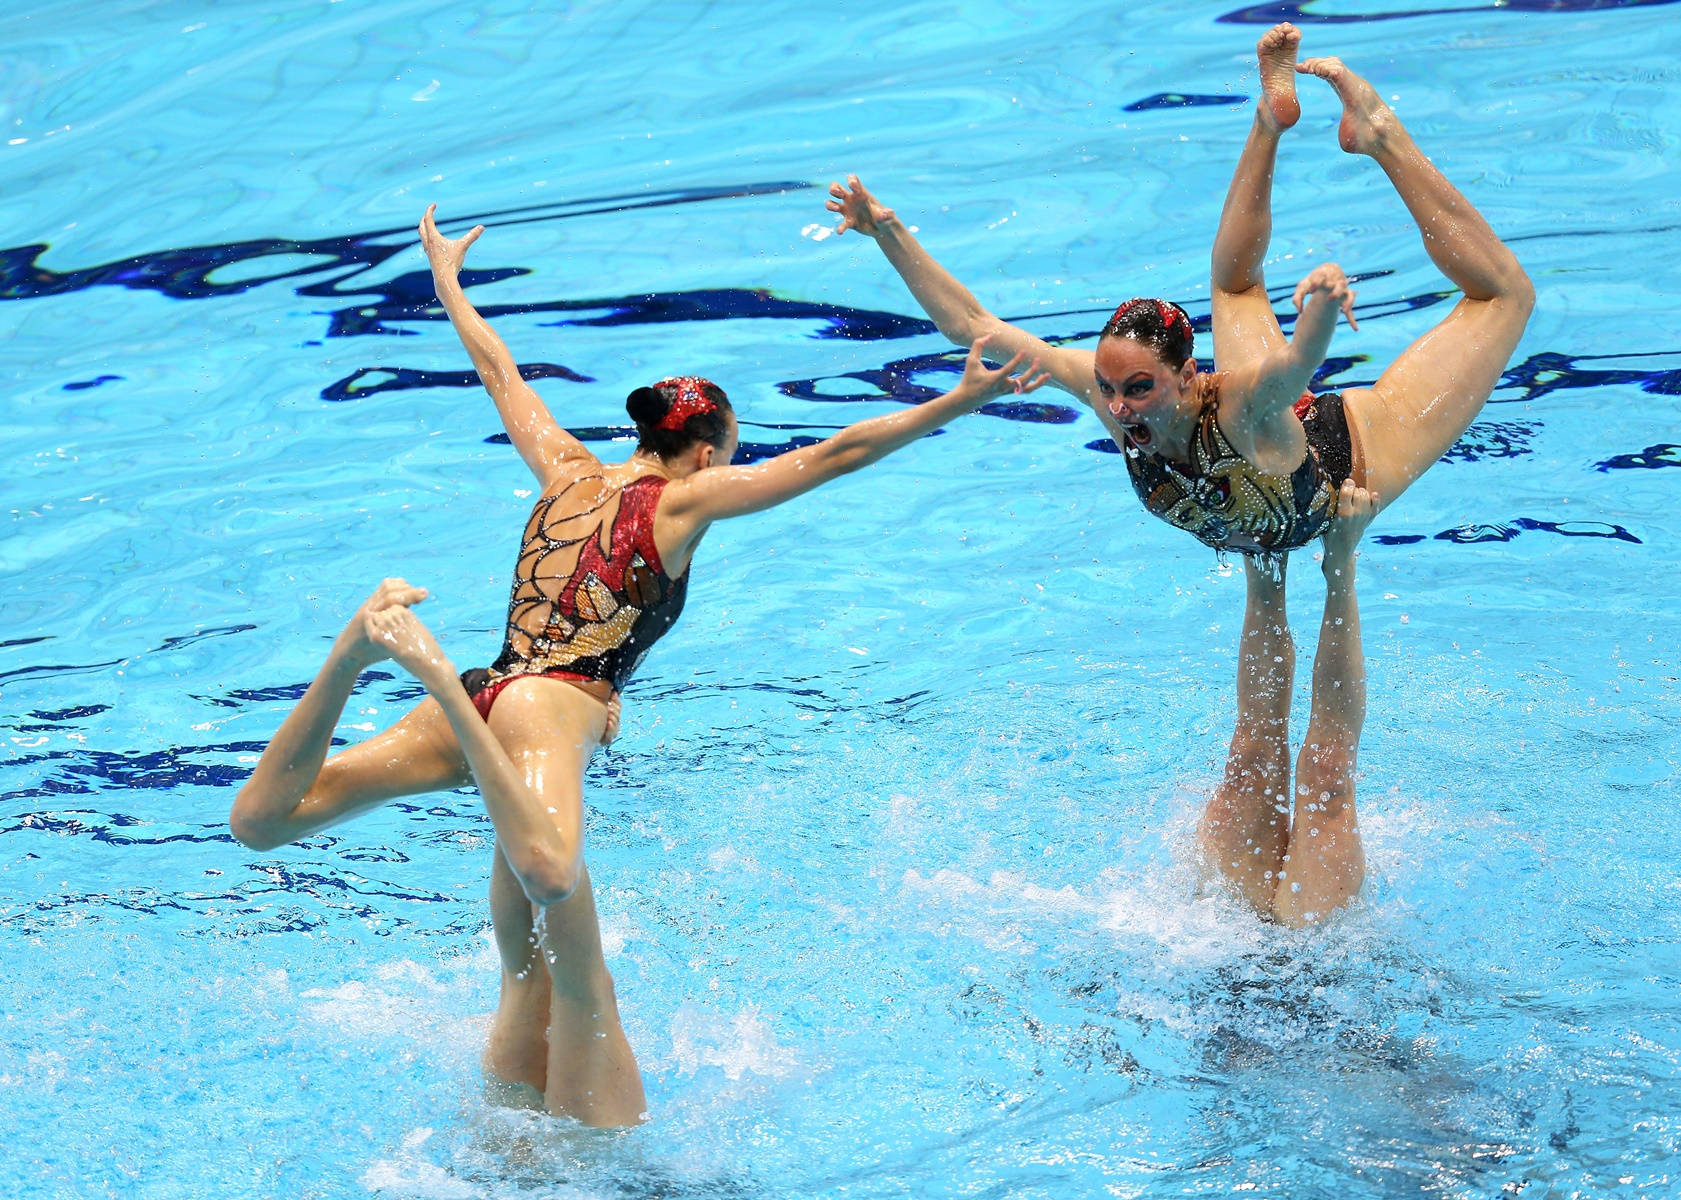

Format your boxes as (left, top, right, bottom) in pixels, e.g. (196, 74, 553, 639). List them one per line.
(1122, 377, 1353, 556)
(460, 474, 687, 715)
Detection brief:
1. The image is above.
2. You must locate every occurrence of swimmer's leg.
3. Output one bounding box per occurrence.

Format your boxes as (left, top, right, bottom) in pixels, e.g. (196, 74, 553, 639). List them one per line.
(1210, 22, 1302, 373)
(1298, 57, 1535, 503)
(1199, 554, 1294, 914)
(483, 843, 553, 1107)
(230, 579, 470, 849)
(1273, 482, 1375, 927)
(480, 682, 644, 1127)
(535, 864, 646, 1127)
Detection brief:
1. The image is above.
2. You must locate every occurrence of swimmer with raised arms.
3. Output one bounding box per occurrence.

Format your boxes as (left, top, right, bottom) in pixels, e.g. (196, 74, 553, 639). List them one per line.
(229, 207, 1049, 1125)
(827, 26, 1532, 923)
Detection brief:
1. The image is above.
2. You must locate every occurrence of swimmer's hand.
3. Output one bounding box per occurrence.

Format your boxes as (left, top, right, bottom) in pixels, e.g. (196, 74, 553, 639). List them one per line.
(419, 204, 485, 281)
(826, 174, 896, 238)
(948, 334, 1053, 407)
(1293, 262, 1358, 331)
(1322, 478, 1379, 573)
(602, 693, 622, 746)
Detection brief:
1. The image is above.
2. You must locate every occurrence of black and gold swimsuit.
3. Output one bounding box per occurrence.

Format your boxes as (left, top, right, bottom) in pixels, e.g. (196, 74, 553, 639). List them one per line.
(1123, 377, 1354, 556)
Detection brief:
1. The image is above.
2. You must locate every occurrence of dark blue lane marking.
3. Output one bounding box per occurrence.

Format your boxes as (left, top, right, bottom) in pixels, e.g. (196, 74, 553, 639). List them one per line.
(1374, 517, 1640, 546)
(323, 361, 593, 402)
(0, 182, 813, 303)
(62, 373, 123, 391)
(1596, 444, 1681, 472)
(1126, 93, 1248, 112)
(1499, 350, 1681, 404)
(0, 624, 258, 684)
(1440, 420, 1541, 463)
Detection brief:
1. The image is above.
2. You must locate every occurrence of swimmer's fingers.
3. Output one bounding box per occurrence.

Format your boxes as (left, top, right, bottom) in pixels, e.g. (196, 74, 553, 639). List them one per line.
(601, 693, 623, 746)
(827, 173, 888, 237)
(1291, 273, 1311, 314)
(418, 206, 483, 271)
(1012, 362, 1053, 395)
(1292, 263, 1357, 328)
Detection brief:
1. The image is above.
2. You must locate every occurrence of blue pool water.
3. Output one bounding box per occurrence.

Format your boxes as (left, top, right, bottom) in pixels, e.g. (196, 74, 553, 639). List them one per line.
(3, 1, 1679, 1197)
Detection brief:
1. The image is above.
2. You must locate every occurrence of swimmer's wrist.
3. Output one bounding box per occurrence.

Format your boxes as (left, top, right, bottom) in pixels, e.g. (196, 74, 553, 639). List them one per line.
(871, 210, 906, 239)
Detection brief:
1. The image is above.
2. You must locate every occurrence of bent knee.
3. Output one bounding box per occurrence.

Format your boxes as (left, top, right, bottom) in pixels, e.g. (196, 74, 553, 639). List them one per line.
(1487, 251, 1535, 317)
(228, 801, 284, 851)
(512, 851, 581, 908)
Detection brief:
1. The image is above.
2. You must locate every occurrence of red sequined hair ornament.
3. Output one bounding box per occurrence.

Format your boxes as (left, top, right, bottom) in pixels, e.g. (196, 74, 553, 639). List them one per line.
(652, 376, 720, 432)
(1104, 298, 1192, 353)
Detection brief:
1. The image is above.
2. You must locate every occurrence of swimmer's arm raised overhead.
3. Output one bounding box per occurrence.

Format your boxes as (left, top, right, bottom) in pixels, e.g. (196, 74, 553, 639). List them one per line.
(420, 205, 594, 484)
(827, 175, 1095, 403)
(1223, 262, 1357, 441)
(663, 338, 1048, 535)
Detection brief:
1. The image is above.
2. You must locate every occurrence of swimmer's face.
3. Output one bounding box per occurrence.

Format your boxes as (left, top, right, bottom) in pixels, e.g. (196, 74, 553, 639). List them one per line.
(709, 414, 741, 467)
(1093, 336, 1197, 453)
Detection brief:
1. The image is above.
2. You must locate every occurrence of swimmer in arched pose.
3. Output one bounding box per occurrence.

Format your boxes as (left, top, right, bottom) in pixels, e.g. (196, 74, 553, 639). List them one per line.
(826, 26, 1532, 923)
(229, 207, 1049, 1126)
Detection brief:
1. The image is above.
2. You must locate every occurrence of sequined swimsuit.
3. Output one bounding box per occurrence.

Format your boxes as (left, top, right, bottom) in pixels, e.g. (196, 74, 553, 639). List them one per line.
(460, 474, 687, 716)
(1123, 376, 1353, 556)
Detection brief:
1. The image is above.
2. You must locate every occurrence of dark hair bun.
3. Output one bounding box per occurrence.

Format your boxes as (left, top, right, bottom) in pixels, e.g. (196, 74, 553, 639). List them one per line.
(624, 378, 735, 461)
(625, 386, 668, 426)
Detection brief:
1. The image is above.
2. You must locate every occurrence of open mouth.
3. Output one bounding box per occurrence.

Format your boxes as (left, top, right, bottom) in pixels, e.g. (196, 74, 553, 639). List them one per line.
(1123, 421, 1152, 449)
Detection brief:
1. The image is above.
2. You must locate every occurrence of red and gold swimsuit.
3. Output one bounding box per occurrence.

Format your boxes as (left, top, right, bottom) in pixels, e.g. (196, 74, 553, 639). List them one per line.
(460, 474, 687, 716)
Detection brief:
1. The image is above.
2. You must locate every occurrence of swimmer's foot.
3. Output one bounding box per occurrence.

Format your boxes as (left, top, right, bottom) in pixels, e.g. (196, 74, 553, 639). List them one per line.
(1322, 479, 1378, 578)
(366, 599, 458, 691)
(1296, 57, 1398, 156)
(1256, 23, 1302, 132)
(333, 577, 432, 671)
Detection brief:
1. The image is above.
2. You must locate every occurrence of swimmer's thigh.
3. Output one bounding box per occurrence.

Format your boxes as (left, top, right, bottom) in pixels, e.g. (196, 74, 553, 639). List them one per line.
(1344, 292, 1529, 502)
(1211, 285, 1287, 375)
(309, 698, 472, 818)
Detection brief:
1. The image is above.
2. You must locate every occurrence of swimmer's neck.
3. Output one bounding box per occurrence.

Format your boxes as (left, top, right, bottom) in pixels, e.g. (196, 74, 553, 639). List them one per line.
(626, 449, 676, 479)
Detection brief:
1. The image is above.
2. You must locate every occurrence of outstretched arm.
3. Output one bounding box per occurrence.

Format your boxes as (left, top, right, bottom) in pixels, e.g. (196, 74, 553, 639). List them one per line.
(659, 339, 1048, 552)
(827, 175, 1096, 403)
(420, 206, 596, 484)
(1224, 262, 1357, 442)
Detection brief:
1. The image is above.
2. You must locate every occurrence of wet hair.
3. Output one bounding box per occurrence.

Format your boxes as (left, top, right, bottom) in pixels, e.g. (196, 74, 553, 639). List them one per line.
(625, 377, 734, 459)
(1100, 298, 1195, 370)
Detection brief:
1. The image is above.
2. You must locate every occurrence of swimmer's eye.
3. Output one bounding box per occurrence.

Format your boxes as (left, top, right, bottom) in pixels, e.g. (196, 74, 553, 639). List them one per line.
(1095, 379, 1114, 396)
(1124, 381, 1152, 397)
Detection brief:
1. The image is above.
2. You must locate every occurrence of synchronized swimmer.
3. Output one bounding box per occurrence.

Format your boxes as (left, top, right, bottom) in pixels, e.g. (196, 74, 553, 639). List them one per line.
(828, 24, 1532, 924)
(230, 24, 1531, 1125)
(228, 209, 1048, 1125)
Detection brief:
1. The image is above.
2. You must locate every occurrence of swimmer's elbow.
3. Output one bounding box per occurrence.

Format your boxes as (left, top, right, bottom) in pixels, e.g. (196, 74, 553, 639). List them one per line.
(1508, 266, 1536, 318)
(933, 305, 995, 349)
(228, 785, 305, 852)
